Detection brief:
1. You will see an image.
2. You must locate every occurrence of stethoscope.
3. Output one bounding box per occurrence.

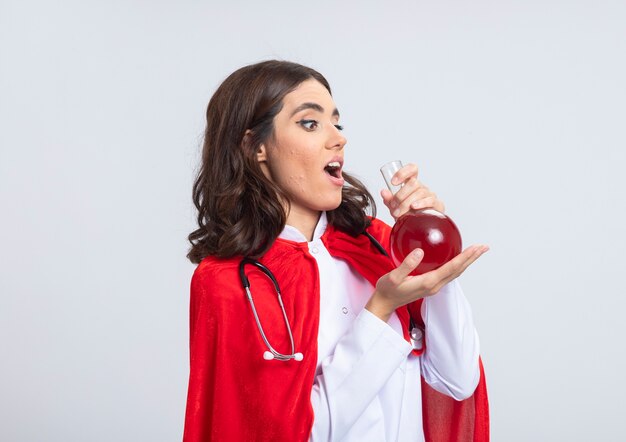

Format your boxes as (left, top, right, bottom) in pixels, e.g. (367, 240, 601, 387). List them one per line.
(239, 257, 304, 361)
(239, 231, 407, 362)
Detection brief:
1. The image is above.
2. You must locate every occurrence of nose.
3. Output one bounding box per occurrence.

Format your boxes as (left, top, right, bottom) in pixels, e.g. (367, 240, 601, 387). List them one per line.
(326, 125, 347, 150)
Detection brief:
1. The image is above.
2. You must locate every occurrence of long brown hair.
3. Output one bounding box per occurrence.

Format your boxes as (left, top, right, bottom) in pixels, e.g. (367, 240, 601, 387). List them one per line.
(187, 60, 376, 264)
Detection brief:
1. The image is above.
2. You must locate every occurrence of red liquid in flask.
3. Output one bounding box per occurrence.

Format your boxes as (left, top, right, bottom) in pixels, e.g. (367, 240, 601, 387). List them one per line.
(390, 208, 462, 275)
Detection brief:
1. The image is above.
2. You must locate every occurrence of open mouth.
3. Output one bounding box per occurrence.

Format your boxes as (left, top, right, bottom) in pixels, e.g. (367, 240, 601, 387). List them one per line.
(324, 161, 342, 179)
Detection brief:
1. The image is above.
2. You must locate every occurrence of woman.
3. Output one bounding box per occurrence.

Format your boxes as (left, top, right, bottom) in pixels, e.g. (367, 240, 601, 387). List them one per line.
(184, 60, 489, 441)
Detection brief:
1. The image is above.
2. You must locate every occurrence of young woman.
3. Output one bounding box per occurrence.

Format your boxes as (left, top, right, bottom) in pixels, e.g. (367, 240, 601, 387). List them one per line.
(184, 60, 489, 441)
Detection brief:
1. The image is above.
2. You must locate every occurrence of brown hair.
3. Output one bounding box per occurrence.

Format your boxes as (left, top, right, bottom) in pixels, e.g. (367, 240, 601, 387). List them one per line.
(187, 60, 376, 264)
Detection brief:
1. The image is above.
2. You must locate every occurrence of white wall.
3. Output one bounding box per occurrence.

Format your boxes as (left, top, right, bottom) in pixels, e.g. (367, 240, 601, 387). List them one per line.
(1, 1, 625, 440)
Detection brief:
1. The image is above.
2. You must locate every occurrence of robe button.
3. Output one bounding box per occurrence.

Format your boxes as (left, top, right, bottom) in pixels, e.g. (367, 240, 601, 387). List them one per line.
(342, 307, 348, 314)
(311, 245, 319, 254)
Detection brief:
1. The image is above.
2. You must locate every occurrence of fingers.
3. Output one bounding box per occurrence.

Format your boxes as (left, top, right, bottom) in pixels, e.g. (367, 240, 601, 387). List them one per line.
(382, 163, 446, 218)
(387, 248, 424, 284)
(370, 247, 425, 321)
(381, 179, 423, 206)
(426, 245, 490, 292)
(372, 245, 488, 319)
(410, 195, 445, 213)
(390, 163, 418, 186)
(394, 183, 430, 215)
(400, 245, 488, 297)
(394, 178, 426, 203)
(380, 188, 394, 205)
(385, 180, 443, 218)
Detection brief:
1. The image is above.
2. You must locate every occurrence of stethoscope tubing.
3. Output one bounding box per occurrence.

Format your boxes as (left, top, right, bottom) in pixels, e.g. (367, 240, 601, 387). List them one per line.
(239, 257, 301, 361)
(239, 230, 391, 362)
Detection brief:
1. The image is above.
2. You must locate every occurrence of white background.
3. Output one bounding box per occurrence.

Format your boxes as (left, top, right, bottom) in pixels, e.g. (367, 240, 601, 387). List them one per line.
(1, 1, 625, 440)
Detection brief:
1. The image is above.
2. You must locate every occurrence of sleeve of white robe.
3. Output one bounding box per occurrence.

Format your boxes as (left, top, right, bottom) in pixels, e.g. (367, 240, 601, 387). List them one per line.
(419, 279, 481, 400)
(310, 279, 481, 440)
(309, 308, 412, 442)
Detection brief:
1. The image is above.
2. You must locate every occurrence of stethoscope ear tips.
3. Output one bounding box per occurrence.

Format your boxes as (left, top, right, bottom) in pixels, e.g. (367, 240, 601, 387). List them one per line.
(294, 353, 304, 361)
(263, 351, 275, 360)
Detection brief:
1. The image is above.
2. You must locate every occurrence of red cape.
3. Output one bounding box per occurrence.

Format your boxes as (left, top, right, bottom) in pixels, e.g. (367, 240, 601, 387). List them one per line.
(183, 218, 489, 441)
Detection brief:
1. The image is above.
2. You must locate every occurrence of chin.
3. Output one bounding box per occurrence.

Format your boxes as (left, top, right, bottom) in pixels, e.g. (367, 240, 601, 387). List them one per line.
(323, 197, 343, 212)
(303, 191, 343, 213)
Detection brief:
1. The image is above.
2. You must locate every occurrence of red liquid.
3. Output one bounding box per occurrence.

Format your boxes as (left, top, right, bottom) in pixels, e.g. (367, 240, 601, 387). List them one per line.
(390, 209, 462, 275)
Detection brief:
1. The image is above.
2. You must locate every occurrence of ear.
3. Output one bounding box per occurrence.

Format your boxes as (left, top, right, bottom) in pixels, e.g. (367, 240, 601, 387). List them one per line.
(242, 129, 268, 163)
(256, 143, 268, 163)
(256, 142, 271, 181)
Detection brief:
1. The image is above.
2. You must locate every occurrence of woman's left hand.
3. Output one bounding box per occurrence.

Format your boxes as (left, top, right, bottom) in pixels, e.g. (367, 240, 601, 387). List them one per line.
(380, 163, 446, 221)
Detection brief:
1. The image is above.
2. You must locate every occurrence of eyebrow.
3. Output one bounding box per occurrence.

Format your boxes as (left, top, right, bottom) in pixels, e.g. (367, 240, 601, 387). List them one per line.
(290, 102, 340, 118)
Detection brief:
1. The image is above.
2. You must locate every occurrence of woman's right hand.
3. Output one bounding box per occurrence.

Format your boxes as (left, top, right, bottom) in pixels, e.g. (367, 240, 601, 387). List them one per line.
(365, 245, 489, 322)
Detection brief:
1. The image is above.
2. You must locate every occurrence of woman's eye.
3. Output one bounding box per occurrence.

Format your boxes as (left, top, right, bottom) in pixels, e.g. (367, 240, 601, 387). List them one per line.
(297, 120, 344, 132)
(298, 119, 319, 131)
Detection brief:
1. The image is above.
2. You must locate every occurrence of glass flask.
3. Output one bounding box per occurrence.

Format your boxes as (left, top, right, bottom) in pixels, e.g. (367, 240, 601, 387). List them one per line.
(380, 160, 462, 275)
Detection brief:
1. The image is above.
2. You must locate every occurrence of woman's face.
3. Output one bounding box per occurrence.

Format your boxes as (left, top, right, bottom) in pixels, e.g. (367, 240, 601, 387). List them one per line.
(257, 79, 347, 223)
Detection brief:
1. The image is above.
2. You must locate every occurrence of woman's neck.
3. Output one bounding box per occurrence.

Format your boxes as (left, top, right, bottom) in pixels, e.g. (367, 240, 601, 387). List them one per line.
(285, 207, 322, 242)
